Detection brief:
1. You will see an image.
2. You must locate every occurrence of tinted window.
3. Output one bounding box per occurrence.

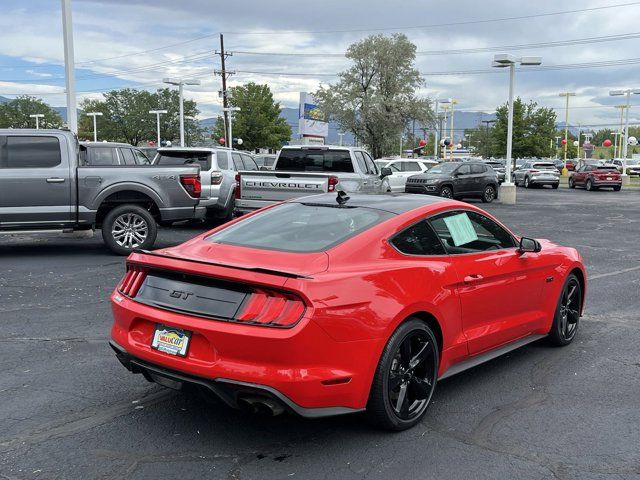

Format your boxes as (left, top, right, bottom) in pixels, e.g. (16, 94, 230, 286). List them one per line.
(232, 152, 243, 170)
(216, 151, 229, 170)
(354, 151, 368, 173)
(134, 149, 150, 165)
(389, 163, 401, 172)
(155, 151, 211, 170)
(429, 210, 515, 254)
(88, 147, 117, 166)
(120, 148, 135, 165)
(391, 221, 446, 256)
(428, 163, 458, 175)
(362, 152, 378, 174)
(207, 203, 393, 252)
(457, 164, 471, 175)
(532, 163, 555, 170)
(241, 154, 258, 171)
(403, 161, 422, 172)
(2, 136, 62, 168)
(276, 149, 354, 173)
(471, 164, 486, 174)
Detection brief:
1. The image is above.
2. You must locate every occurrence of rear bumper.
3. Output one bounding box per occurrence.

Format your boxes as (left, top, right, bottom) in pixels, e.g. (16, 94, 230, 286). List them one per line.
(592, 180, 622, 187)
(110, 292, 377, 413)
(405, 185, 438, 194)
(159, 205, 206, 221)
(529, 177, 559, 185)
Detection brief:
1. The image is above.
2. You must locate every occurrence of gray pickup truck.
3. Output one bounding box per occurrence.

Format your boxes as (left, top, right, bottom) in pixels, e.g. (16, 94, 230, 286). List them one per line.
(0, 129, 205, 254)
(235, 145, 389, 213)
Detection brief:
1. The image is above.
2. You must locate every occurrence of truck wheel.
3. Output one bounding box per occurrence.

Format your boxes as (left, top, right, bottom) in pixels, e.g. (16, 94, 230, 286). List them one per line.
(220, 197, 235, 223)
(102, 204, 157, 255)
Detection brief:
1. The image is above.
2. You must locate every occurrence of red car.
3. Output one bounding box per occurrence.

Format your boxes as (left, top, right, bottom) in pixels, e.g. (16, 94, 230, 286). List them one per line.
(110, 193, 586, 430)
(569, 164, 621, 191)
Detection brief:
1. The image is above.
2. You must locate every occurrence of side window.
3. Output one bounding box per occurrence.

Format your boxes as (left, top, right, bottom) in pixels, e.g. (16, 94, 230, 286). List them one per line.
(133, 149, 150, 165)
(88, 147, 117, 166)
(429, 210, 515, 254)
(363, 152, 378, 175)
(403, 161, 422, 172)
(216, 151, 229, 170)
(354, 151, 368, 173)
(389, 163, 401, 172)
(120, 148, 135, 165)
(391, 220, 446, 256)
(457, 164, 471, 175)
(241, 154, 258, 171)
(3, 136, 61, 168)
(471, 164, 486, 174)
(232, 152, 244, 170)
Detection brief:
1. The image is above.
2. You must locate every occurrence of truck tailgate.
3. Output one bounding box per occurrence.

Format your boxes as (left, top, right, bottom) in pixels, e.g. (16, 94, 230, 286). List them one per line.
(238, 171, 332, 202)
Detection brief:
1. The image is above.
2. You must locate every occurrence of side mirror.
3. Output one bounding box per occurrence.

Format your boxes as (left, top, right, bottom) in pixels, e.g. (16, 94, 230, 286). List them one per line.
(380, 167, 392, 178)
(518, 237, 541, 254)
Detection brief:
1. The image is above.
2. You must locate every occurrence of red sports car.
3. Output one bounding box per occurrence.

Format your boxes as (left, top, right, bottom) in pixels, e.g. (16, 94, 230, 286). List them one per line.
(110, 193, 586, 430)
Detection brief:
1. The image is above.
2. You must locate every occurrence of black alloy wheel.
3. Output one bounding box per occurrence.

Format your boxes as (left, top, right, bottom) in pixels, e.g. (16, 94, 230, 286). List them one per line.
(549, 274, 582, 346)
(482, 185, 496, 203)
(440, 186, 453, 198)
(367, 319, 438, 430)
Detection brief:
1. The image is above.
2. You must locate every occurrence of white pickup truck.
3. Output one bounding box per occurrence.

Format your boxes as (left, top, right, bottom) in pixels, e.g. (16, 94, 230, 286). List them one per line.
(234, 145, 390, 213)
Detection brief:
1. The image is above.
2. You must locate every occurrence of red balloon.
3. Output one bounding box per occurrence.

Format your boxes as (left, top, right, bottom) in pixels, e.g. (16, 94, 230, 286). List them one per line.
(219, 137, 225, 145)
(561, 139, 567, 145)
(603, 139, 612, 147)
(418, 139, 427, 147)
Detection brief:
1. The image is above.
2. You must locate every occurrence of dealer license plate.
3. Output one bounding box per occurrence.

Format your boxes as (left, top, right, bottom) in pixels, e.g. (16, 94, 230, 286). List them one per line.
(607, 177, 613, 180)
(151, 325, 191, 357)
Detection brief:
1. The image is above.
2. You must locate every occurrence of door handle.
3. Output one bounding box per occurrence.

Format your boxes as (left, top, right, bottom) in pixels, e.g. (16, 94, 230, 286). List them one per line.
(463, 274, 484, 284)
(46, 177, 66, 183)
(363, 181, 369, 185)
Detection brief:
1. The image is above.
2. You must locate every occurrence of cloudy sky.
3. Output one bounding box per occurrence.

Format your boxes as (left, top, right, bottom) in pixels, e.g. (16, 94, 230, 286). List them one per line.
(1, 0, 640, 128)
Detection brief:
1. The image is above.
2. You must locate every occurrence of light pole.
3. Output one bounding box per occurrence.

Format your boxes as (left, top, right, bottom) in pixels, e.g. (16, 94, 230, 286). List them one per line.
(222, 107, 241, 148)
(163, 78, 201, 147)
(61, 0, 77, 133)
(610, 88, 640, 184)
(338, 132, 345, 146)
(482, 119, 495, 159)
(492, 54, 542, 204)
(29, 113, 44, 129)
(85, 112, 103, 142)
(558, 92, 576, 170)
(449, 100, 458, 160)
(149, 109, 168, 146)
(433, 98, 451, 158)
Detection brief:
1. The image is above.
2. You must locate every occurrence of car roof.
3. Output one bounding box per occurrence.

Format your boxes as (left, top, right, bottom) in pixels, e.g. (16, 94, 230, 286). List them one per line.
(282, 145, 365, 152)
(80, 141, 133, 147)
(290, 192, 449, 214)
(156, 147, 238, 153)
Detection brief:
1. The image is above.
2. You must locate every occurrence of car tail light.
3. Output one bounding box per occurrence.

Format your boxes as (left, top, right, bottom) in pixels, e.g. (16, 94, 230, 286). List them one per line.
(529, 169, 539, 173)
(235, 289, 306, 327)
(234, 173, 241, 199)
(180, 174, 201, 198)
(328, 175, 338, 192)
(117, 265, 147, 298)
(211, 171, 223, 185)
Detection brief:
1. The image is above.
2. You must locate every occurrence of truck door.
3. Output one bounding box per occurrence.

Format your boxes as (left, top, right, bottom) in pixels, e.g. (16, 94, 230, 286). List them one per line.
(0, 134, 72, 227)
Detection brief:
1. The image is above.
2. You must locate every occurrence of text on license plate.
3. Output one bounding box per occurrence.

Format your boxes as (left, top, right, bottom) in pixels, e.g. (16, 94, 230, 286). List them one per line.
(607, 177, 612, 180)
(151, 324, 191, 356)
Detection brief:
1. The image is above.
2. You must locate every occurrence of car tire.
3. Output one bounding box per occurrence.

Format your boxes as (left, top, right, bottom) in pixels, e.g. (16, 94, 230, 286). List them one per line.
(439, 186, 453, 198)
(524, 176, 531, 188)
(367, 318, 439, 431)
(101, 204, 157, 256)
(482, 184, 496, 203)
(586, 179, 594, 191)
(220, 196, 235, 223)
(613, 185, 621, 191)
(552, 183, 559, 189)
(548, 273, 582, 346)
(382, 179, 391, 193)
(568, 177, 575, 189)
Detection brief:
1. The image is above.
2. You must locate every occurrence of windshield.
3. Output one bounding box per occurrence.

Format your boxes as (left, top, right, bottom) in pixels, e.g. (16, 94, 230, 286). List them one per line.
(427, 163, 459, 175)
(155, 151, 211, 170)
(207, 202, 393, 252)
(625, 159, 640, 165)
(275, 149, 354, 173)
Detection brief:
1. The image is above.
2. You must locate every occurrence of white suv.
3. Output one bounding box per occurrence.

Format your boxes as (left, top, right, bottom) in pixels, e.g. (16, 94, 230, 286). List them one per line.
(374, 158, 437, 192)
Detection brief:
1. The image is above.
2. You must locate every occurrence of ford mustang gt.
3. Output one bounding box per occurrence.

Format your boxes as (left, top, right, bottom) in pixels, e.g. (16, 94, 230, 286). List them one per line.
(110, 192, 586, 430)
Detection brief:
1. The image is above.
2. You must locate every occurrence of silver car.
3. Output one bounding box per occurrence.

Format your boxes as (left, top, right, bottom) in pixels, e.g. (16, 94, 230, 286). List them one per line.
(513, 160, 560, 189)
(153, 147, 258, 221)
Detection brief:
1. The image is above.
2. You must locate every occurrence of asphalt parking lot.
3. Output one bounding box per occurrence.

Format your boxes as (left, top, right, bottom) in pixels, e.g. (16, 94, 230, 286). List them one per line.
(1, 187, 639, 480)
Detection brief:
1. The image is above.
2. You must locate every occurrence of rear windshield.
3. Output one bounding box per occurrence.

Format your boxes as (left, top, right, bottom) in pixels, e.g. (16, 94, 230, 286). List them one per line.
(155, 151, 211, 170)
(275, 149, 354, 173)
(597, 166, 619, 171)
(207, 202, 393, 252)
(532, 163, 556, 170)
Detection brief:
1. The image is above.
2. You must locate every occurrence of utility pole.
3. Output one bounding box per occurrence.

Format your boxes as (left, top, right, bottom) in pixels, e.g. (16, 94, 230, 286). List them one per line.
(481, 119, 495, 159)
(215, 34, 235, 146)
(559, 92, 576, 168)
(61, 0, 77, 133)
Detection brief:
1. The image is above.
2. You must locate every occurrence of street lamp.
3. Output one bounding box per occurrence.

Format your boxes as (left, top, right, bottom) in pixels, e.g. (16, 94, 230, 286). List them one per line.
(85, 112, 103, 142)
(338, 132, 345, 146)
(149, 109, 168, 147)
(29, 113, 44, 129)
(222, 107, 241, 148)
(449, 99, 458, 161)
(559, 92, 576, 168)
(433, 98, 451, 159)
(610, 88, 640, 184)
(163, 78, 201, 147)
(482, 119, 496, 159)
(492, 54, 542, 204)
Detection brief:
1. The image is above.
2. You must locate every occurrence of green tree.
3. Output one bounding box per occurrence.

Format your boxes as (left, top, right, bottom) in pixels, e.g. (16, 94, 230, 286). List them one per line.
(0, 96, 63, 129)
(78, 88, 202, 145)
(492, 98, 557, 159)
(313, 34, 432, 158)
(213, 83, 291, 150)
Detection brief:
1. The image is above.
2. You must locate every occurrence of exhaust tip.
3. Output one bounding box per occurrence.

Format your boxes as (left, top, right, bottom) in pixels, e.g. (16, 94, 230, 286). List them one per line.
(237, 396, 285, 416)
